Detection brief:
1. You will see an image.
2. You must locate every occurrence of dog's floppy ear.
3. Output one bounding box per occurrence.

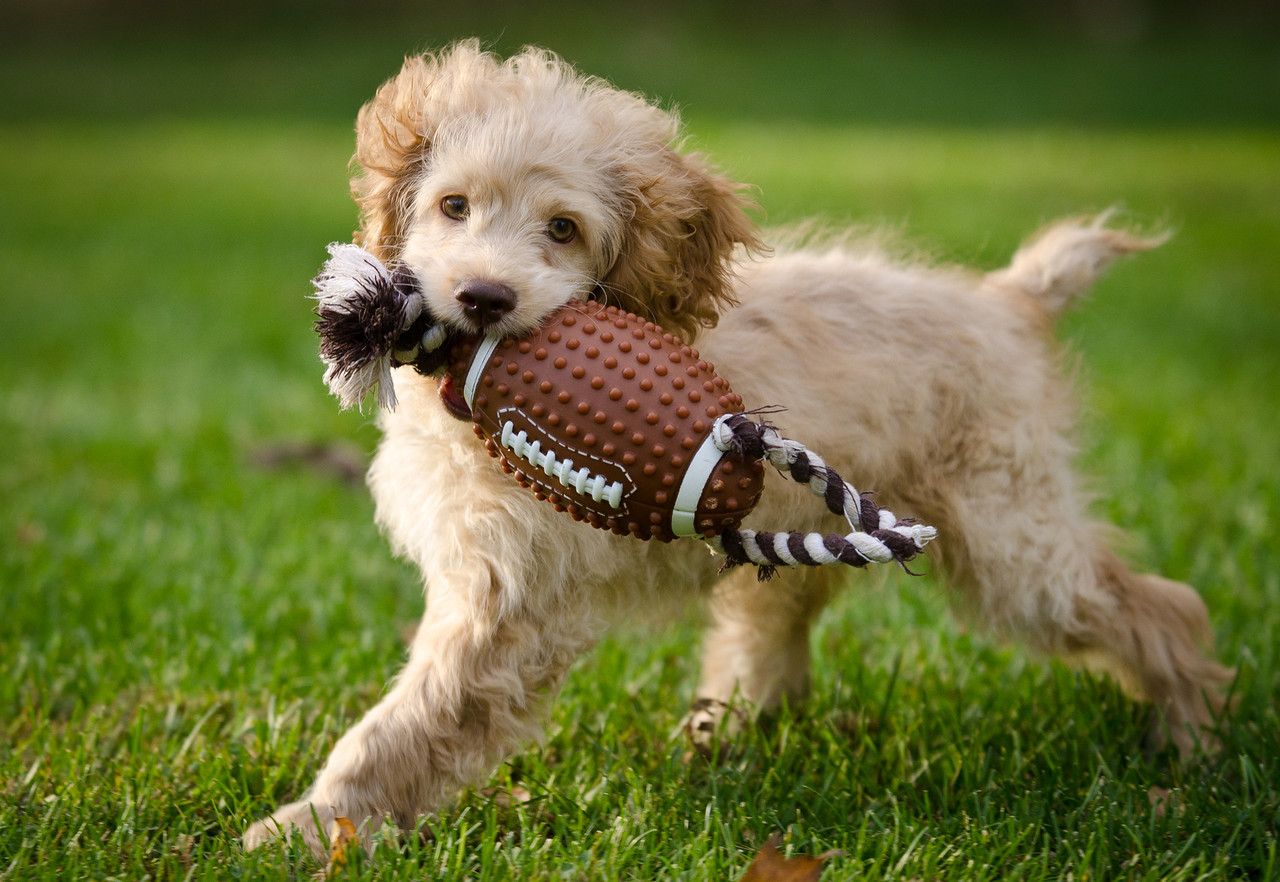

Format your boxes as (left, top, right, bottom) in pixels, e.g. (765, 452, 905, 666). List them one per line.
(351, 56, 435, 263)
(602, 150, 763, 342)
(351, 41, 499, 262)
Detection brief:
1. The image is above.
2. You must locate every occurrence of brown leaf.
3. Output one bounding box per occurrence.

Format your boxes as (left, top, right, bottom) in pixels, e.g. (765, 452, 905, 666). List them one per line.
(739, 832, 842, 881)
(325, 817, 361, 877)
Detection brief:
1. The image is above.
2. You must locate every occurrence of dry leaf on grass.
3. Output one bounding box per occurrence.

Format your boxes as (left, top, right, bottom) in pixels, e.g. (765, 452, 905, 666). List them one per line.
(323, 817, 362, 877)
(739, 832, 843, 881)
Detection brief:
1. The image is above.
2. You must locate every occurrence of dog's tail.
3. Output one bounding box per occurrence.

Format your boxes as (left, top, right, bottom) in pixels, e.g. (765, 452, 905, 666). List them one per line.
(983, 211, 1168, 321)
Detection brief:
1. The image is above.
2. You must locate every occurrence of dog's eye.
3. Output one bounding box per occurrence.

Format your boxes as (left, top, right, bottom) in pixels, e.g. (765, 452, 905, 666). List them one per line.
(547, 217, 577, 243)
(441, 195, 469, 220)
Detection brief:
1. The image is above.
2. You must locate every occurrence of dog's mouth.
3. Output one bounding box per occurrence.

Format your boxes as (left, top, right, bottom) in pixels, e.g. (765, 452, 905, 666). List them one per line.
(438, 374, 473, 422)
(433, 292, 595, 422)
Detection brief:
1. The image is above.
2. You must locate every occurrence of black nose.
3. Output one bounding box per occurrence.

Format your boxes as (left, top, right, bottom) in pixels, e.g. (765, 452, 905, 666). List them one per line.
(455, 280, 517, 330)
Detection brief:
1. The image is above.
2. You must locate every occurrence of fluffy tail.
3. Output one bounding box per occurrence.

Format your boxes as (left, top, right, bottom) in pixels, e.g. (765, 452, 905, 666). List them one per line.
(984, 211, 1168, 320)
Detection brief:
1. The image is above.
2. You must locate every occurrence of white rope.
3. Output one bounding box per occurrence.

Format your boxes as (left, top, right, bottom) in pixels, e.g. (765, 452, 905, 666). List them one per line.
(708, 414, 936, 574)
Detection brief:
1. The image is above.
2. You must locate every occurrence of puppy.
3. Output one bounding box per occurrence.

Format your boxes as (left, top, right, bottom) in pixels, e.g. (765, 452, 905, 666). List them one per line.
(245, 40, 1231, 856)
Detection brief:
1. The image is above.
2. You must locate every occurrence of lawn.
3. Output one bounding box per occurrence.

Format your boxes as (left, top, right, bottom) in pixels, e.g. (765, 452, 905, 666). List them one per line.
(2, 9, 1278, 880)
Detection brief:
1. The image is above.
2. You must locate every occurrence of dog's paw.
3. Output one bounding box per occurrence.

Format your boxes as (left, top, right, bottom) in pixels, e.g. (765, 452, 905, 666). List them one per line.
(682, 697, 748, 760)
(1144, 686, 1230, 760)
(244, 800, 349, 861)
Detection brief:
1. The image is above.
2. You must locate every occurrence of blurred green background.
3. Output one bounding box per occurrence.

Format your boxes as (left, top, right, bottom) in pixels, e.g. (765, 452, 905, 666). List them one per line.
(2, 2, 1278, 878)
(6, 0, 1279, 126)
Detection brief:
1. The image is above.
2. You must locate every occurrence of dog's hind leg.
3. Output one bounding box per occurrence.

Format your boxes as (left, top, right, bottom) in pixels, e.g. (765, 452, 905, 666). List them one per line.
(688, 565, 835, 750)
(1082, 552, 1235, 753)
(922, 440, 1233, 757)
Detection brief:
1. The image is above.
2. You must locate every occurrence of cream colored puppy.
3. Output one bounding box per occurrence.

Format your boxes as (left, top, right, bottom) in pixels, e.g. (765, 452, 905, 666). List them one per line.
(245, 41, 1230, 857)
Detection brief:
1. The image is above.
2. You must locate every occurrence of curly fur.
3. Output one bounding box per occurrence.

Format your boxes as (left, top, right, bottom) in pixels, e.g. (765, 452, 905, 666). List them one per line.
(245, 42, 1231, 858)
(352, 40, 761, 341)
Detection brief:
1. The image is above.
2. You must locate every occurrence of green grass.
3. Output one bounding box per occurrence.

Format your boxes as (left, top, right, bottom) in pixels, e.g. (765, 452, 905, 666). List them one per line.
(2, 15, 1278, 880)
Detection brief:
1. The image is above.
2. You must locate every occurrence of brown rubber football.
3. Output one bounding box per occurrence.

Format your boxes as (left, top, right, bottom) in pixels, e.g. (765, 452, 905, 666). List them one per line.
(446, 301, 765, 541)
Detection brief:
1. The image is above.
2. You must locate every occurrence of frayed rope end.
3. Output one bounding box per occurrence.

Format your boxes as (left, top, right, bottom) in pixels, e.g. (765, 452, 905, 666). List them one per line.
(312, 243, 431, 413)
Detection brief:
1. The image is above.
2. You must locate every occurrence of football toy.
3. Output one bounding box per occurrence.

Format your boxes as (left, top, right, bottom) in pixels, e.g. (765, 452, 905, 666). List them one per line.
(444, 304, 764, 542)
(312, 243, 936, 577)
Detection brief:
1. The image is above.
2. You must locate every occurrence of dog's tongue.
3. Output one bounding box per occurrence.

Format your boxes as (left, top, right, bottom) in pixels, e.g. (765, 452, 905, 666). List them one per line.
(438, 374, 473, 421)
(437, 373, 473, 422)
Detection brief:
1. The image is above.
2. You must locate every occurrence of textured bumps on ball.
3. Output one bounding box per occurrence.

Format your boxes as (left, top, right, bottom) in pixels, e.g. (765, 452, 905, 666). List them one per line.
(450, 302, 764, 541)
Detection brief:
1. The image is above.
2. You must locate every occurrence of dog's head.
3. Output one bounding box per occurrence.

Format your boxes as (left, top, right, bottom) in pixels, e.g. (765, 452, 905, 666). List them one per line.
(351, 41, 762, 343)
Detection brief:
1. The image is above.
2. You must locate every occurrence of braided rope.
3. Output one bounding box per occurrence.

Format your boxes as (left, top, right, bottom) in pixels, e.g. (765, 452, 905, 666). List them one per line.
(705, 413, 936, 579)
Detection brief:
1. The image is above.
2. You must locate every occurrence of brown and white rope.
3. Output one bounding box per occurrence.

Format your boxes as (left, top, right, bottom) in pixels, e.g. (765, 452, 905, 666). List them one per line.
(704, 413, 936, 578)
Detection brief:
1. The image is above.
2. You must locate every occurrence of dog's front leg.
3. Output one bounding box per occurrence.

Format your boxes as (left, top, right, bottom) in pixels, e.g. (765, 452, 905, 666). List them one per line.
(244, 563, 599, 858)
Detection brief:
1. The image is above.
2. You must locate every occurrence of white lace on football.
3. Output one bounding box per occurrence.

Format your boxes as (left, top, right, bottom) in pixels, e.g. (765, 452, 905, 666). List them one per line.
(499, 421, 626, 508)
